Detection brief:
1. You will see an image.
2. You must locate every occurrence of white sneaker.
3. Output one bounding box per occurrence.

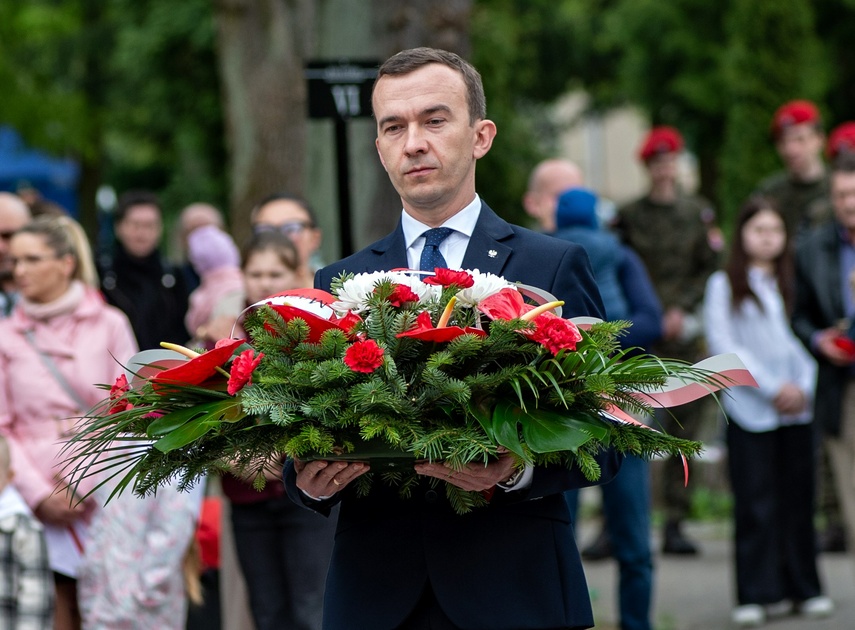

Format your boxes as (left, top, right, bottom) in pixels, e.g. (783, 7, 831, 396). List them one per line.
(800, 596, 834, 618)
(732, 604, 765, 627)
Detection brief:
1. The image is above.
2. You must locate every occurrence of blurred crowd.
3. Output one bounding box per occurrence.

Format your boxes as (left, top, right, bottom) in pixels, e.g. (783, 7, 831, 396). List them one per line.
(0, 96, 852, 630)
(523, 99, 853, 630)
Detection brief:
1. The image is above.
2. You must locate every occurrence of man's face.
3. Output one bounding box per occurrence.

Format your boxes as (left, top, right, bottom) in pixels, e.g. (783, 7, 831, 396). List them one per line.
(373, 63, 495, 225)
(523, 162, 583, 231)
(114, 204, 163, 258)
(776, 123, 824, 177)
(0, 201, 31, 282)
(832, 171, 855, 233)
(252, 200, 321, 269)
(645, 153, 679, 187)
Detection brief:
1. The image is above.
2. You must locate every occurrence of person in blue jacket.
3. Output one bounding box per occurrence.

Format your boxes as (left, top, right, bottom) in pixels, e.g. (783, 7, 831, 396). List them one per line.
(555, 187, 662, 630)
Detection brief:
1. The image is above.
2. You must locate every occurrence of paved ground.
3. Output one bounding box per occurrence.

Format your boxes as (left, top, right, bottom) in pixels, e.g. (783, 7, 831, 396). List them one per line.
(577, 518, 854, 630)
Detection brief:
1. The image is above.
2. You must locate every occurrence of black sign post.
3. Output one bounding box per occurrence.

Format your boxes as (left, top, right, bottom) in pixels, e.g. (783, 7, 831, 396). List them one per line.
(306, 60, 378, 257)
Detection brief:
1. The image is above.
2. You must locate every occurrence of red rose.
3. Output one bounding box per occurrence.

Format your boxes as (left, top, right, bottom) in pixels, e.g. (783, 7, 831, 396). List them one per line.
(227, 349, 264, 395)
(424, 268, 475, 288)
(385, 284, 420, 307)
(343, 339, 384, 373)
(530, 314, 582, 355)
(108, 374, 134, 414)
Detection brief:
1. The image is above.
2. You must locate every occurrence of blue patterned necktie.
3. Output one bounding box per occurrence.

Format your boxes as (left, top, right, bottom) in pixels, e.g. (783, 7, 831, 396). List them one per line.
(419, 227, 454, 272)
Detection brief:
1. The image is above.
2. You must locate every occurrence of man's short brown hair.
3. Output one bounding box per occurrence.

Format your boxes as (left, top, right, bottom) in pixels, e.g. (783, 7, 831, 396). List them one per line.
(374, 47, 486, 125)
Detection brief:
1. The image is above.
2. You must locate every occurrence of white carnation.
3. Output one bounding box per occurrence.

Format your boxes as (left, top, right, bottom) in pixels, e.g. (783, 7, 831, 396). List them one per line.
(455, 269, 519, 307)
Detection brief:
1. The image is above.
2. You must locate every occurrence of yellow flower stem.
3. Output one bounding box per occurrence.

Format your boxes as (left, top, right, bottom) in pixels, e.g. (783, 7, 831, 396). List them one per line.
(160, 342, 231, 378)
(519, 300, 565, 321)
(437, 296, 457, 328)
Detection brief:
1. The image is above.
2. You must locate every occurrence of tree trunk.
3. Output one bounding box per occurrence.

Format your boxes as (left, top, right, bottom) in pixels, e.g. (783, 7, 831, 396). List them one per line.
(214, 0, 315, 245)
(366, 0, 473, 243)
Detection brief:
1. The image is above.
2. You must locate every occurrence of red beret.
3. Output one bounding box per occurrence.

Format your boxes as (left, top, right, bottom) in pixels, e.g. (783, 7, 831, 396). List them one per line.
(770, 100, 820, 139)
(638, 126, 684, 162)
(827, 122, 855, 160)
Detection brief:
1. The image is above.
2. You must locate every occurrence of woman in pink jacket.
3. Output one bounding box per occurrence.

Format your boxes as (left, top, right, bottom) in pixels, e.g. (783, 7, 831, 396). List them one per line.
(0, 215, 138, 630)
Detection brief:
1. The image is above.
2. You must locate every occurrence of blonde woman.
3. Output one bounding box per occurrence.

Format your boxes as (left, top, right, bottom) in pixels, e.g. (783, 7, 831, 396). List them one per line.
(0, 215, 137, 629)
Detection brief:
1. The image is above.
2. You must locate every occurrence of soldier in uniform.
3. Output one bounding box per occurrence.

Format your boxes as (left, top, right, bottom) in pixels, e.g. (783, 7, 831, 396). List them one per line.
(754, 100, 832, 242)
(614, 126, 719, 555)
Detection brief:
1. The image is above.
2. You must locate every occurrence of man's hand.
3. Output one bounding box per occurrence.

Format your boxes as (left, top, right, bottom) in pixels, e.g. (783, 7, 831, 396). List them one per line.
(773, 382, 807, 415)
(662, 307, 686, 341)
(35, 492, 93, 526)
(294, 459, 369, 499)
(816, 329, 855, 367)
(414, 451, 517, 492)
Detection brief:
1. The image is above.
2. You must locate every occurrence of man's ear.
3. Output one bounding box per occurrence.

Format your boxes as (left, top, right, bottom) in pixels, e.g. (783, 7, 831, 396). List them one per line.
(473, 119, 497, 160)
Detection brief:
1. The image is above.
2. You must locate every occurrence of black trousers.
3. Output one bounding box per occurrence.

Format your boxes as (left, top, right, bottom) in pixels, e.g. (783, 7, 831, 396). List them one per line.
(727, 422, 822, 605)
(397, 583, 575, 630)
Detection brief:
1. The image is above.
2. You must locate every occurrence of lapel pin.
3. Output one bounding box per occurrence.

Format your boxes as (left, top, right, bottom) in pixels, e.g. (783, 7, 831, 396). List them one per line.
(488, 249, 497, 258)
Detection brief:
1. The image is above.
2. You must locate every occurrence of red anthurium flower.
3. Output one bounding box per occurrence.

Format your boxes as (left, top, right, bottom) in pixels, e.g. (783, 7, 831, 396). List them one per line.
(152, 339, 243, 388)
(385, 284, 420, 307)
(268, 304, 361, 344)
(424, 268, 475, 288)
(334, 311, 362, 334)
(396, 311, 486, 342)
(108, 374, 134, 414)
(227, 349, 264, 395)
(343, 339, 385, 373)
(530, 314, 582, 355)
(477, 288, 531, 321)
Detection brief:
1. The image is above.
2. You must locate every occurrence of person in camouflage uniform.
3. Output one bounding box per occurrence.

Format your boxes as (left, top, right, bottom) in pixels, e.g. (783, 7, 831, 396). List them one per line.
(754, 100, 832, 243)
(614, 126, 720, 555)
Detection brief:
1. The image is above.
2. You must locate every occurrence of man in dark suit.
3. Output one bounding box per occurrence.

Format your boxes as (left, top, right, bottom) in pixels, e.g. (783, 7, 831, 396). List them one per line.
(285, 47, 621, 630)
(792, 151, 855, 567)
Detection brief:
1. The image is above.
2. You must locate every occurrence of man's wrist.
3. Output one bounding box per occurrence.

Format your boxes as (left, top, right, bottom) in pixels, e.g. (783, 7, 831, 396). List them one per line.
(497, 465, 532, 491)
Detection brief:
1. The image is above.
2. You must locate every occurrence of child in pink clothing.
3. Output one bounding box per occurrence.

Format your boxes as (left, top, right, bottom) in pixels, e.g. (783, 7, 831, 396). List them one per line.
(184, 225, 245, 345)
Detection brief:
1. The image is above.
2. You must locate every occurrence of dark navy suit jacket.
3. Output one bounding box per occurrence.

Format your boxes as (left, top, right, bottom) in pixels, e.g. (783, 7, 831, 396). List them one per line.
(285, 202, 621, 630)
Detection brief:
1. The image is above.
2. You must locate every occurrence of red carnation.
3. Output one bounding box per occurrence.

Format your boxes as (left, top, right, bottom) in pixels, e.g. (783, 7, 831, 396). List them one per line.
(343, 339, 384, 373)
(227, 349, 264, 395)
(385, 284, 420, 307)
(424, 268, 474, 288)
(108, 374, 134, 414)
(530, 314, 582, 355)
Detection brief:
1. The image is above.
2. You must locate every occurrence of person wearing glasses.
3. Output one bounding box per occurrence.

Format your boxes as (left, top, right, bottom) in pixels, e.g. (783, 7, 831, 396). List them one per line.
(0, 192, 32, 317)
(250, 193, 323, 288)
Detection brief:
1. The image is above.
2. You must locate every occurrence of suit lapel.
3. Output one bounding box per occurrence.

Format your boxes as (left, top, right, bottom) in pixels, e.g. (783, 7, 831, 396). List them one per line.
(366, 224, 409, 272)
(461, 203, 514, 274)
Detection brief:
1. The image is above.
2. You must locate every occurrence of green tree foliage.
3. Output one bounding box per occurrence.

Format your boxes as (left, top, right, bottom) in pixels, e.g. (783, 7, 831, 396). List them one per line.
(0, 0, 225, 234)
(718, 0, 829, 226)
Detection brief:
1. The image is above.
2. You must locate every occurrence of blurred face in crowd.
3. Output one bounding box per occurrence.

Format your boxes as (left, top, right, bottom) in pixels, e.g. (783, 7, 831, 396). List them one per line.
(253, 200, 321, 270)
(9, 232, 75, 304)
(242, 248, 299, 304)
(645, 152, 679, 187)
(832, 170, 855, 235)
(372, 63, 496, 226)
(115, 203, 163, 258)
(776, 123, 824, 178)
(523, 160, 584, 232)
(0, 193, 31, 284)
(741, 207, 786, 266)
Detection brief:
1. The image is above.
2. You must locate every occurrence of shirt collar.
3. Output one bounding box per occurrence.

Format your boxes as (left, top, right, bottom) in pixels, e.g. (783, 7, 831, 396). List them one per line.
(401, 195, 482, 248)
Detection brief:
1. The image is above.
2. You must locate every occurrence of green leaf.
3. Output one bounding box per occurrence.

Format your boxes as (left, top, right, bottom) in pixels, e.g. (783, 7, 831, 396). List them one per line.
(490, 400, 527, 460)
(521, 409, 610, 454)
(153, 418, 216, 452)
(146, 400, 241, 436)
